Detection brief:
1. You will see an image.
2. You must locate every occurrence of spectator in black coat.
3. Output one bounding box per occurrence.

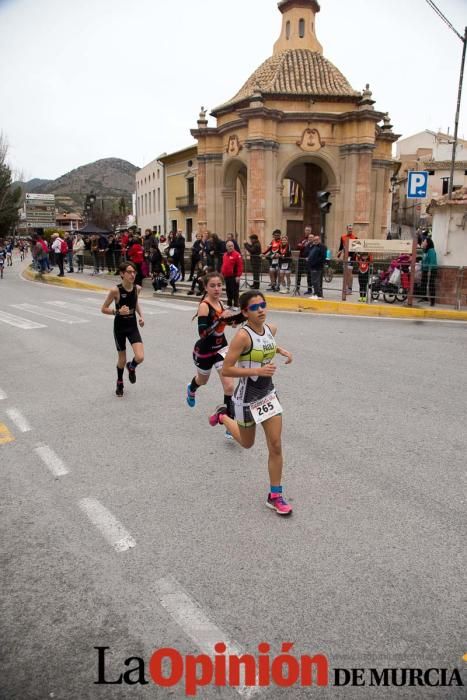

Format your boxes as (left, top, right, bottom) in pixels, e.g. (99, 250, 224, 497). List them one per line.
(306, 234, 326, 298)
(173, 230, 186, 280)
(244, 233, 261, 289)
(189, 232, 205, 280)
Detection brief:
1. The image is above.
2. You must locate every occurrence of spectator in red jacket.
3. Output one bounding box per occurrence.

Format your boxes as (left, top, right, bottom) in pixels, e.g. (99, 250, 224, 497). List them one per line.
(128, 237, 145, 285)
(221, 240, 244, 309)
(120, 230, 129, 261)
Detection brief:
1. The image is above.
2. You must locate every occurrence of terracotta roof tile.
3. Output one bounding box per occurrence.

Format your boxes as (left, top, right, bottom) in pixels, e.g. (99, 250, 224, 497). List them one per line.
(215, 49, 359, 111)
(429, 186, 467, 208)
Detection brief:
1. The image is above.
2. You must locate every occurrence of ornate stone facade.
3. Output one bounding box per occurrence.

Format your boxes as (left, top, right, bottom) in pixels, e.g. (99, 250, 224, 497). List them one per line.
(191, 0, 399, 250)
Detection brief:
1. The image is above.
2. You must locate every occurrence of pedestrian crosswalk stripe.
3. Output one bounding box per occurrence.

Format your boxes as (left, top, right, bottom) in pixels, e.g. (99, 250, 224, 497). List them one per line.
(0, 388, 7, 400)
(46, 300, 102, 316)
(82, 295, 189, 311)
(50, 299, 166, 316)
(140, 299, 193, 312)
(11, 303, 88, 324)
(0, 310, 46, 329)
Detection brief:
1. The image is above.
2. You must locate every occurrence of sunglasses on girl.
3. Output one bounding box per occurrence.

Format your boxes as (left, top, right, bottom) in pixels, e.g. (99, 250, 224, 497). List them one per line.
(248, 301, 267, 312)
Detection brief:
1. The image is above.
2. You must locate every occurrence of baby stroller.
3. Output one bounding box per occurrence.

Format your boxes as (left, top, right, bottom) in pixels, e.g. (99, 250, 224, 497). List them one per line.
(369, 254, 411, 304)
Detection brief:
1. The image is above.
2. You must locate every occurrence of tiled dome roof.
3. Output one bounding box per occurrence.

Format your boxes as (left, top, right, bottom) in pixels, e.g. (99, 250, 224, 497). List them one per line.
(215, 49, 359, 112)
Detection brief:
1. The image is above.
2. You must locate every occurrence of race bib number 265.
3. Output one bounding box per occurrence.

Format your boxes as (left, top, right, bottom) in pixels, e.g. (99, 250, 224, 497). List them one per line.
(250, 391, 282, 424)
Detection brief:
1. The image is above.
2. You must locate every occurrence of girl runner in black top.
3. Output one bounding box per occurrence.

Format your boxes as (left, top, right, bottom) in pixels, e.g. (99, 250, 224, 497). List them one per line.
(101, 261, 145, 396)
(186, 272, 242, 438)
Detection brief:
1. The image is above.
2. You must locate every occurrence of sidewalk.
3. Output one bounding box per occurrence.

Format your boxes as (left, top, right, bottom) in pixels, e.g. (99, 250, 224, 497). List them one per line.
(22, 264, 467, 322)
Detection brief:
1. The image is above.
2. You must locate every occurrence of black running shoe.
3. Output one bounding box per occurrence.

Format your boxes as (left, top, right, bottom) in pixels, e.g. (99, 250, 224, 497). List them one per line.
(116, 381, 124, 397)
(126, 362, 136, 384)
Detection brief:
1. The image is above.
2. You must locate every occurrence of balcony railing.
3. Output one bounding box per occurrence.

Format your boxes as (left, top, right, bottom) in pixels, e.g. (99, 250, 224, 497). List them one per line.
(176, 196, 198, 210)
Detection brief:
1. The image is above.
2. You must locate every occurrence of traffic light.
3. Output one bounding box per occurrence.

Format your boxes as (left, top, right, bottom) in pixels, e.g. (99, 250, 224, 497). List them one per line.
(317, 190, 332, 214)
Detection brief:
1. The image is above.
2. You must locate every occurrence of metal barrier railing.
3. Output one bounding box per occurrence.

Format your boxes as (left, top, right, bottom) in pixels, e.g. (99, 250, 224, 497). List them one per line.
(27, 246, 467, 309)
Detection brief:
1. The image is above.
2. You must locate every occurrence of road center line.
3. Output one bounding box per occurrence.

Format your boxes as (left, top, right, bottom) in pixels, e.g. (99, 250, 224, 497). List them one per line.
(6, 408, 31, 433)
(78, 498, 136, 552)
(34, 444, 69, 478)
(154, 577, 261, 697)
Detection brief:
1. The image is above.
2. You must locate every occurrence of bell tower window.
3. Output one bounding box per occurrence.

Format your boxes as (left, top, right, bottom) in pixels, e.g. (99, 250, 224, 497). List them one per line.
(286, 20, 290, 40)
(298, 18, 305, 38)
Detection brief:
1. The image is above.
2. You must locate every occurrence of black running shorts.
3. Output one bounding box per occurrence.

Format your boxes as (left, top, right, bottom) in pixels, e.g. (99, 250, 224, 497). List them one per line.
(193, 344, 226, 376)
(113, 323, 142, 351)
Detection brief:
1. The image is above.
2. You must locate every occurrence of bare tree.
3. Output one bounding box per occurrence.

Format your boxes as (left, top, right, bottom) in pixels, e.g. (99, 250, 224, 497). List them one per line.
(0, 133, 22, 238)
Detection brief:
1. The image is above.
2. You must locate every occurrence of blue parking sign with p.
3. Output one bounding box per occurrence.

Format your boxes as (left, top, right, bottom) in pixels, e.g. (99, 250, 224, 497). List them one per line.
(407, 171, 429, 199)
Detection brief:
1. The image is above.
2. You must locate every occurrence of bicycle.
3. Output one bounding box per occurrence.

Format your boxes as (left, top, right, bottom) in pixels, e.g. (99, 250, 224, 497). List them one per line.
(323, 262, 333, 284)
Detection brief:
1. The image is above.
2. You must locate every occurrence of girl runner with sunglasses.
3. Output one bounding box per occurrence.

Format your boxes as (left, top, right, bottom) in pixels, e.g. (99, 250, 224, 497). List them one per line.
(209, 291, 293, 515)
(101, 261, 145, 397)
(186, 272, 242, 439)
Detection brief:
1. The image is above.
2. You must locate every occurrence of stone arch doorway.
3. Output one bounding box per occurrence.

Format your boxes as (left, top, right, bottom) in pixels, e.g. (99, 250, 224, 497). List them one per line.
(223, 159, 247, 243)
(280, 155, 337, 248)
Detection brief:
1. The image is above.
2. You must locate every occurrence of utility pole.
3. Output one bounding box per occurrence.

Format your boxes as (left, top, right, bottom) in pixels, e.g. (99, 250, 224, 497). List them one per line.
(424, 1, 466, 199)
(449, 25, 467, 199)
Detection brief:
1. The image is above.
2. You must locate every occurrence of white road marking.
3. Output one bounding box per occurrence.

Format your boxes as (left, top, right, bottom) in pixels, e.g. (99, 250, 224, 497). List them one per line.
(0, 388, 6, 400)
(80, 297, 167, 316)
(78, 498, 136, 552)
(48, 300, 165, 317)
(5, 408, 31, 433)
(154, 577, 261, 697)
(46, 300, 102, 316)
(34, 444, 69, 478)
(138, 298, 194, 312)
(10, 303, 88, 324)
(0, 310, 46, 329)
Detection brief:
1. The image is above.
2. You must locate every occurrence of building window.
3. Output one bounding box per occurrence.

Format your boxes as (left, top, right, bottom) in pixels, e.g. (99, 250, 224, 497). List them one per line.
(299, 18, 305, 38)
(145, 193, 148, 214)
(187, 177, 194, 204)
(171, 219, 177, 233)
(186, 218, 193, 243)
(157, 188, 161, 212)
(157, 170, 160, 179)
(286, 20, 290, 39)
(428, 170, 435, 176)
(153, 190, 156, 213)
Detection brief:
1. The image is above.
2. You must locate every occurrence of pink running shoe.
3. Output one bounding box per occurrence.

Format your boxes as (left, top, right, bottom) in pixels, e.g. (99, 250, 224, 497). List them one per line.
(209, 404, 227, 427)
(266, 494, 293, 516)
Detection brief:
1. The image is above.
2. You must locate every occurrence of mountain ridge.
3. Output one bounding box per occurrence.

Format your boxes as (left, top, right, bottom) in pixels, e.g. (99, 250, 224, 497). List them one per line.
(14, 157, 139, 212)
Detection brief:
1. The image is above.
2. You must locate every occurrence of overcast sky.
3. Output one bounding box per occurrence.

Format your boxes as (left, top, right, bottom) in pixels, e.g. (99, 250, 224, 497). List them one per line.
(0, 0, 465, 180)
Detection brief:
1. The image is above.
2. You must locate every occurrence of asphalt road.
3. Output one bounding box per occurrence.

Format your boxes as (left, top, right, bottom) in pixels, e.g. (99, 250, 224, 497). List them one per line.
(0, 266, 466, 699)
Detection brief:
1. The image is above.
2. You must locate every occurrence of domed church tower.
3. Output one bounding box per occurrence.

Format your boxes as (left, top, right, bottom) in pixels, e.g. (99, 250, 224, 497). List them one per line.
(192, 0, 398, 250)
